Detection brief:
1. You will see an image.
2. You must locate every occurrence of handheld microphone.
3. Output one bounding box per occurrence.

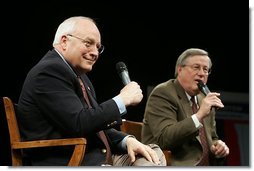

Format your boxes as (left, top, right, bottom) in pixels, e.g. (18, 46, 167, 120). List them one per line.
(116, 61, 131, 85)
(197, 80, 221, 110)
(197, 80, 210, 96)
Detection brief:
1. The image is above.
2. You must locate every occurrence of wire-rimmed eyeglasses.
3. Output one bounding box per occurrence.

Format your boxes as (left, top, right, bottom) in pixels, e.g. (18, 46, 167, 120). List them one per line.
(67, 34, 104, 54)
(182, 64, 212, 75)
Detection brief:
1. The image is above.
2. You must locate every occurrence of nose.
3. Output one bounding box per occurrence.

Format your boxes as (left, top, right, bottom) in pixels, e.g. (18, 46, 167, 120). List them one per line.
(89, 52, 98, 61)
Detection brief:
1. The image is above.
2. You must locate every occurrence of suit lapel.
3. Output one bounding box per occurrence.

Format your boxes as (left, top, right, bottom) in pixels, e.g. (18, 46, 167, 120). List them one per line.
(86, 88, 99, 108)
(174, 80, 193, 118)
(80, 76, 98, 108)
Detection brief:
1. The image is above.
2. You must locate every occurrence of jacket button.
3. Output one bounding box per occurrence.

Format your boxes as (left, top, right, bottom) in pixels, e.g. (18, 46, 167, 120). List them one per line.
(102, 149, 107, 153)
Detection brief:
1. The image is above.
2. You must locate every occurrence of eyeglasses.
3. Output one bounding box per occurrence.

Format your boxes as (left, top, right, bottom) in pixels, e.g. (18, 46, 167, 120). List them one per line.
(67, 34, 104, 54)
(182, 64, 211, 75)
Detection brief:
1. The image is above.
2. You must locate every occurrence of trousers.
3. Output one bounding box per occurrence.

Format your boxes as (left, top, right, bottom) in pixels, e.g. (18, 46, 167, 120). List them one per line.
(112, 144, 166, 166)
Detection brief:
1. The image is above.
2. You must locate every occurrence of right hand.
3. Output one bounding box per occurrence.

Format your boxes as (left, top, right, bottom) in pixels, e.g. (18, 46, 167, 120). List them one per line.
(118, 81, 143, 106)
(196, 92, 224, 120)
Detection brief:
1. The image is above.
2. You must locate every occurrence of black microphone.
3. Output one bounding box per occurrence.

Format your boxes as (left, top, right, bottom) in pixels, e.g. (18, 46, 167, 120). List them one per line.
(197, 80, 221, 110)
(197, 80, 210, 96)
(116, 61, 131, 85)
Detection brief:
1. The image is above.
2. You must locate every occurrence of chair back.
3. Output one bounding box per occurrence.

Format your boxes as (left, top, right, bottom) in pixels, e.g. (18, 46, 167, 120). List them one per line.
(120, 119, 172, 166)
(2, 97, 87, 166)
(120, 119, 143, 141)
(3, 97, 23, 165)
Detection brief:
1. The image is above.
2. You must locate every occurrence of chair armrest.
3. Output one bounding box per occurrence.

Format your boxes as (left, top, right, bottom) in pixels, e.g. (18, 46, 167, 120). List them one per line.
(12, 138, 87, 149)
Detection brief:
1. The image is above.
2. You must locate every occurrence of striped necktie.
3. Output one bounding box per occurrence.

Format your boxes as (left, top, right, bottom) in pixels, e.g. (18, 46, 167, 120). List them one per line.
(78, 76, 113, 165)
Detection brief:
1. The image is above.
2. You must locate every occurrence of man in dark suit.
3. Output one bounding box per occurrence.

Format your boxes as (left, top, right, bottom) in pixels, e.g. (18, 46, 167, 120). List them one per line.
(17, 16, 166, 166)
(142, 48, 229, 166)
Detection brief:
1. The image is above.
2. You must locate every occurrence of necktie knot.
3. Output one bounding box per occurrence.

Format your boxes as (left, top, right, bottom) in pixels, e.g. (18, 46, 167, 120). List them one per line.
(190, 96, 195, 103)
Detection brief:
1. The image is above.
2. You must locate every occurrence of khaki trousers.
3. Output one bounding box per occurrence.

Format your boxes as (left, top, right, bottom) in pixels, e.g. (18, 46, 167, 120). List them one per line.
(112, 144, 166, 166)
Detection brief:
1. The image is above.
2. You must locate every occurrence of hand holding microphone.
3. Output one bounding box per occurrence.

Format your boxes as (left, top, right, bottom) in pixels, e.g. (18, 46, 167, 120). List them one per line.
(116, 61, 143, 106)
(196, 80, 224, 119)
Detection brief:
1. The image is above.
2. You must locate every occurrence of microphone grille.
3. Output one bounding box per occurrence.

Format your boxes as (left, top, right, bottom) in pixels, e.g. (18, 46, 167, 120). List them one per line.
(116, 61, 128, 74)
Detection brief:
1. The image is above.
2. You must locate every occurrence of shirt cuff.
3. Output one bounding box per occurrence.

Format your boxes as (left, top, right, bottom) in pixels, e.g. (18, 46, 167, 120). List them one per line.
(120, 135, 136, 150)
(191, 114, 203, 129)
(113, 95, 127, 116)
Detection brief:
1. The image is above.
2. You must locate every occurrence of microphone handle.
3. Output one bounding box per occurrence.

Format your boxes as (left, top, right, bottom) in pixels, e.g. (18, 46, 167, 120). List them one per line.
(120, 71, 131, 85)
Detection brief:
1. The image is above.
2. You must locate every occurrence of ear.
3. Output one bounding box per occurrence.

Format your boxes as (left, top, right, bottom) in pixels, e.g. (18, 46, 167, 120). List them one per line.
(60, 35, 68, 49)
(61, 35, 68, 43)
(177, 65, 182, 74)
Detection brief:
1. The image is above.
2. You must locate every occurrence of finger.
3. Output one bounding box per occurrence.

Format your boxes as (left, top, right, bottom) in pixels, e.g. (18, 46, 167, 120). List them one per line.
(221, 146, 230, 157)
(215, 146, 223, 155)
(142, 146, 159, 164)
(215, 144, 227, 156)
(216, 148, 227, 157)
(140, 149, 153, 163)
(150, 151, 160, 164)
(210, 145, 216, 153)
(128, 149, 136, 163)
(146, 146, 161, 165)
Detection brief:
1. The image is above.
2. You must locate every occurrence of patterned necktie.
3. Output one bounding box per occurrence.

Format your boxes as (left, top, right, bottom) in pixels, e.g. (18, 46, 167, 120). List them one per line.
(78, 76, 112, 165)
(78, 77, 92, 107)
(191, 96, 210, 166)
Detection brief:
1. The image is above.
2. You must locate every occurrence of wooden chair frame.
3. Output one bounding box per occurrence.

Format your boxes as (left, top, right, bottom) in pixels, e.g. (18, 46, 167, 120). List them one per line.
(3, 96, 87, 166)
(120, 119, 172, 166)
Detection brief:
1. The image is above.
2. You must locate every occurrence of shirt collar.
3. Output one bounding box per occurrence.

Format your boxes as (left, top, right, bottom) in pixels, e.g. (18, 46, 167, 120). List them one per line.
(54, 48, 78, 78)
(185, 92, 197, 104)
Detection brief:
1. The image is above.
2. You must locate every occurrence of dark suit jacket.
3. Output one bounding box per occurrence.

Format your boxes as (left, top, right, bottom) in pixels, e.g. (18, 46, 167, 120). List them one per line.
(142, 79, 223, 166)
(17, 49, 128, 166)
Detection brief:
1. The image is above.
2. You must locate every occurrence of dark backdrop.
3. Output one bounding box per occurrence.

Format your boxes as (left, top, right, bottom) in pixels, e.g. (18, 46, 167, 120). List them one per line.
(0, 1, 248, 165)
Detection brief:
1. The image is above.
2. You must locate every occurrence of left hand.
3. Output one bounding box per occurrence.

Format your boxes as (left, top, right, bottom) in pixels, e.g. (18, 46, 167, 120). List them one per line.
(126, 137, 160, 165)
(210, 140, 230, 158)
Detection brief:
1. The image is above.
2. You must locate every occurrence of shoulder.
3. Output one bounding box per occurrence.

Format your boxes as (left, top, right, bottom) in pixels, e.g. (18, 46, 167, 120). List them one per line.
(31, 50, 73, 77)
(151, 79, 177, 95)
(24, 51, 77, 88)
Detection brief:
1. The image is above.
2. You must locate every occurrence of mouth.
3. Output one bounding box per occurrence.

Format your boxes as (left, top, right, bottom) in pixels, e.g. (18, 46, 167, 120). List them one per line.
(194, 79, 202, 84)
(83, 55, 97, 63)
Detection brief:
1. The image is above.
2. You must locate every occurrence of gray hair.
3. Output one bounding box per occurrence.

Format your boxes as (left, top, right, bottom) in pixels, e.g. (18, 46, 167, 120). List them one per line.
(52, 16, 95, 46)
(174, 48, 212, 77)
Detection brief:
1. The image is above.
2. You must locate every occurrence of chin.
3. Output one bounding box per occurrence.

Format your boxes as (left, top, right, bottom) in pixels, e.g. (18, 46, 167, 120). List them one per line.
(82, 63, 93, 71)
(86, 66, 93, 72)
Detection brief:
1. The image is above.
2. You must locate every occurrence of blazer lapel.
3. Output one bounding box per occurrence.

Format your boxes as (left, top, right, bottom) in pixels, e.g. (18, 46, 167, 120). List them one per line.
(86, 88, 99, 108)
(174, 79, 193, 118)
(80, 77, 98, 108)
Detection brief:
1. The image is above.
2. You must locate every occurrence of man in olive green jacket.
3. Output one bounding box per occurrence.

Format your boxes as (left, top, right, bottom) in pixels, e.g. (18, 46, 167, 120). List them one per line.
(142, 48, 229, 166)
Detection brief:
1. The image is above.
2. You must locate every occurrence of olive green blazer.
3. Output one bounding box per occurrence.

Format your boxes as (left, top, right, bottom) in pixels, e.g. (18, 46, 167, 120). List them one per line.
(142, 79, 222, 166)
